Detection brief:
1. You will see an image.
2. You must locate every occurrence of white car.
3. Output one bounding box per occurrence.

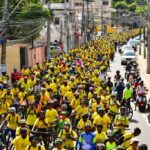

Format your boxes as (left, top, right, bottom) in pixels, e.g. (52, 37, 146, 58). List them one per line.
(127, 39, 138, 47)
(121, 50, 137, 65)
(122, 45, 134, 53)
(50, 46, 63, 57)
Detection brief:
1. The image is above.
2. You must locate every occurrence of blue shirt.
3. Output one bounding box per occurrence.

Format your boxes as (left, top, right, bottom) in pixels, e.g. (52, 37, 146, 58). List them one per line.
(77, 132, 96, 150)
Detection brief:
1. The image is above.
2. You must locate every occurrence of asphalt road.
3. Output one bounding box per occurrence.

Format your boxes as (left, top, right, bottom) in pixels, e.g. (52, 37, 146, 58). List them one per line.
(107, 49, 150, 148)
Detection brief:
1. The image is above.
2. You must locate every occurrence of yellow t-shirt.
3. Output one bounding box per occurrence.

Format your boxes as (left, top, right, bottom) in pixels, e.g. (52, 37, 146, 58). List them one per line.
(93, 114, 111, 132)
(77, 119, 91, 133)
(25, 145, 46, 150)
(45, 108, 58, 123)
(58, 129, 77, 149)
(91, 102, 104, 112)
(34, 118, 48, 129)
(26, 108, 37, 126)
(94, 131, 108, 143)
(70, 98, 80, 109)
(6, 114, 20, 130)
(12, 135, 30, 150)
(0, 102, 9, 115)
(75, 106, 89, 119)
(121, 133, 134, 149)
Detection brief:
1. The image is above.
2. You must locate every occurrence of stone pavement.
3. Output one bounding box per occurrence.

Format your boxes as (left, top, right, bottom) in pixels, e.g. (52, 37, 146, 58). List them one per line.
(137, 45, 150, 97)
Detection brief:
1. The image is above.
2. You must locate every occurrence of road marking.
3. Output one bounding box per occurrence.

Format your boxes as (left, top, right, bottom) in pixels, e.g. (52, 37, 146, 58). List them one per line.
(142, 114, 150, 127)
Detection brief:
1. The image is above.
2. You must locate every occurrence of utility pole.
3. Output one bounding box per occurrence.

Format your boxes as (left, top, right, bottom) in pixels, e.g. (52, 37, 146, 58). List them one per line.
(64, 0, 69, 53)
(101, 5, 104, 36)
(86, 0, 89, 42)
(47, 0, 51, 59)
(147, 0, 150, 73)
(81, 0, 85, 44)
(1, 0, 9, 72)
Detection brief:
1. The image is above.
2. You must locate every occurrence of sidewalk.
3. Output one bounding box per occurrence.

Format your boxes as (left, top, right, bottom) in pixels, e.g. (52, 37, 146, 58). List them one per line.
(137, 46, 150, 97)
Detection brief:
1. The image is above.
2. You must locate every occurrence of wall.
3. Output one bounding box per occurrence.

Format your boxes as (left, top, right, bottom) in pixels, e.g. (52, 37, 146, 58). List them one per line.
(28, 46, 45, 67)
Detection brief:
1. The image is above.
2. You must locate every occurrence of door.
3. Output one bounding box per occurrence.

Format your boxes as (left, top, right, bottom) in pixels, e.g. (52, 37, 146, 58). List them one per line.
(20, 47, 26, 69)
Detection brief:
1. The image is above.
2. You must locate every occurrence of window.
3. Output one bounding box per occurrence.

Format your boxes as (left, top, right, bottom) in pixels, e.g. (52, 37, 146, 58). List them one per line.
(54, 17, 60, 25)
(102, 1, 109, 5)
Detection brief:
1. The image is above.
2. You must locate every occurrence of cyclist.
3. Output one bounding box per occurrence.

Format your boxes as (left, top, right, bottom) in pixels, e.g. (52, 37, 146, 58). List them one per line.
(114, 70, 121, 86)
(58, 122, 77, 150)
(31, 111, 49, 149)
(53, 138, 66, 150)
(105, 130, 118, 150)
(122, 83, 133, 111)
(16, 119, 30, 136)
(72, 100, 89, 127)
(120, 127, 141, 149)
(45, 101, 58, 126)
(9, 128, 30, 150)
(107, 93, 120, 121)
(0, 107, 20, 139)
(94, 124, 107, 144)
(127, 138, 139, 150)
(114, 81, 125, 102)
(0, 97, 10, 122)
(114, 107, 129, 134)
(93, 108, 111, 132)
(26, 136, 46, 150)
(26, 102, 37, 130)
(77, 123, 96, 150)
(77, 113, 91, 134)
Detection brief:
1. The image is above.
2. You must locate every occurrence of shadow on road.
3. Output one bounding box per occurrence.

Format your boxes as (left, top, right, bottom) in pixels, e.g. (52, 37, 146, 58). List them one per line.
(130, 119, 139, 123)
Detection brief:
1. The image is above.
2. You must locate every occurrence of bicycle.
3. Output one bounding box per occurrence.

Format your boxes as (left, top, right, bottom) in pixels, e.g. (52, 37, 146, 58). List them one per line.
(30, 130, 56, 150)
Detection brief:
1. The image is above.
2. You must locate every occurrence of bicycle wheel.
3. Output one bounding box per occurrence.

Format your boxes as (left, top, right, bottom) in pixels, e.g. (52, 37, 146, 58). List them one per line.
(147, 114, 150, 123)
(126, 107, 133, 121)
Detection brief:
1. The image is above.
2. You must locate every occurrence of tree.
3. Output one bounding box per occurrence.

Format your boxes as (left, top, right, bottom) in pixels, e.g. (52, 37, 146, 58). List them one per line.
(115, 1, 129, 9)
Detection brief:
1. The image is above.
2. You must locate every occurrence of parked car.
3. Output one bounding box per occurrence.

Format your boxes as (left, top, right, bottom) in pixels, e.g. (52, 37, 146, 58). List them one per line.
(121, 45, 134, 53)
(127, 39, 138, 47)
(50, 46, 63, 57)
(121, 50, 137, 65)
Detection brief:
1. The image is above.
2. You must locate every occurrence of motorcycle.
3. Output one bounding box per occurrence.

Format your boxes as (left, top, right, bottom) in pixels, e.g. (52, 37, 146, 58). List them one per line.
(137, 94, 147, 112)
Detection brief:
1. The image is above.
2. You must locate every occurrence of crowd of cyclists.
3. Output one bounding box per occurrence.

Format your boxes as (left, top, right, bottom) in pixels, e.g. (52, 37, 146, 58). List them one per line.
(0, 29, 148, 150)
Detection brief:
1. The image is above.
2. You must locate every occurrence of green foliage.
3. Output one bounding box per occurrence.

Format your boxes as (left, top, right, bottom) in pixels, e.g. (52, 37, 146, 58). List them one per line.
(115, 1, 129, 9)
(125, 0, 135, 4)
(129, 3, 137, 12)
(17, 2, 50, 19)
(0, 0, 50, 41)
(113, 0, 148, 14)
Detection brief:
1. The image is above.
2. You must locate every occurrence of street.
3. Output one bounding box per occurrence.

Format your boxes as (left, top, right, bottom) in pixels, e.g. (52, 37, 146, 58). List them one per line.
(108, 48, 150, 148)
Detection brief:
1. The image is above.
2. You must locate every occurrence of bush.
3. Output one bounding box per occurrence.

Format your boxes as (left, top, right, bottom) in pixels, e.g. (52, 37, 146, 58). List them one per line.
(115, 1, 129, 9)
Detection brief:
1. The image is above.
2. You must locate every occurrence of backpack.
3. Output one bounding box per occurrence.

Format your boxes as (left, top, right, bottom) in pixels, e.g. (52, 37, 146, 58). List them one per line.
(28, 145, 41, 150)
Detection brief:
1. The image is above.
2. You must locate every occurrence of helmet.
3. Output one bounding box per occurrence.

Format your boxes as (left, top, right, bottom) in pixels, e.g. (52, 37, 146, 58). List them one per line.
(64, 122, 71, 127)
(107, 130, 114, 137)
(55, 138, 63, 145)
(20, 119, 26, 124)
(85, 123, 91, 127)
(62, 104, 67, 109)
(111, 92, 117, 97)
(9, 107, 16, 113)
(0, 84, 3, 89)
(126, 82, 131, 87)
(138, 144, 148, 150)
